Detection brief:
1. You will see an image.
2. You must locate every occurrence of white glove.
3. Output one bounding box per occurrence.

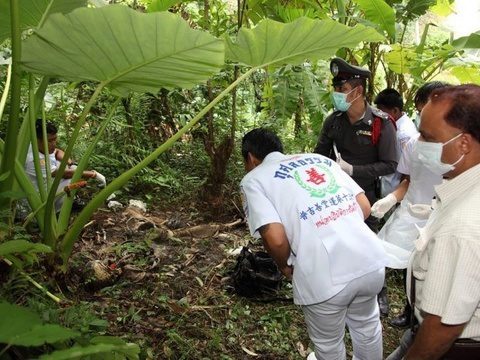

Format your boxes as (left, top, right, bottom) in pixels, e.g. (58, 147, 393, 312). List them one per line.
(93, 171, 106, 187)
(371, 193, 397, 218)
(336, 153, 353, 176)
(68, 164, 77, 171)
(408, 204, 432, 220)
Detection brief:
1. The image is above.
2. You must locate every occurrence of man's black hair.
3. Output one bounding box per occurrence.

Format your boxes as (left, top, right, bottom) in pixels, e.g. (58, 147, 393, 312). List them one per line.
(374, 88, 404, 112)
(35, 119, 57, 138)
(414, 81, 450, 108)
(241, 128, 283, 161)
(430, 84, 480, 143)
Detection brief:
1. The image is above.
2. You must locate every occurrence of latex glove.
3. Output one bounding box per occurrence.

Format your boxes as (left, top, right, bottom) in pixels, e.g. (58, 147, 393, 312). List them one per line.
(371, 193, 397, 218)
(408, 203, 432, 220)
(336, 153, 353, 176)
(93, 171, 106, 187)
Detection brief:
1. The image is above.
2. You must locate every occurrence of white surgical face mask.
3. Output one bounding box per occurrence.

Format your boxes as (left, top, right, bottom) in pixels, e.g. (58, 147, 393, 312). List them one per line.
(414, 133, 464, 175)
(332, 88, 361, 112)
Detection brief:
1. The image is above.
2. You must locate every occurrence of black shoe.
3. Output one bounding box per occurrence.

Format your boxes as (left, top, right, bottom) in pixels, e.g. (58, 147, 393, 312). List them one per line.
(389, 312, 412, 328)
(378, 288, 389, 317)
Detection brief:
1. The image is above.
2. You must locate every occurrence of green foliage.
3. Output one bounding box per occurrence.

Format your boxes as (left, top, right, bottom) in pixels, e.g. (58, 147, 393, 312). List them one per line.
(354, 0, 396, 40)
(225, 17, 385, 67)
(453, 31, 480, 49)
(0, 239, 51, 268)
(0, 301, 80, 347)
(39, 342, 140, 360)
(0, 301, 140, 359)
(22, 5, 225, 94)
(0, 239, 51, 257)
(146, 0, 193, 12)
(0, 0, 87, 44)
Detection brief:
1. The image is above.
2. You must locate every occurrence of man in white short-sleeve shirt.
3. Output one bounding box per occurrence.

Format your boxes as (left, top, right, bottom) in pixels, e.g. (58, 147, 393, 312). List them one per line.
(240, 128, 387, 360)
(387, 84, 480, 359)
(374, 88, 418, 197)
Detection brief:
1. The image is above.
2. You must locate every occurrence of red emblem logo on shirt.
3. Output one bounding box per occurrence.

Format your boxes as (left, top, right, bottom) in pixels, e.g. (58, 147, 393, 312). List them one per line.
(306, 168, 326, 185)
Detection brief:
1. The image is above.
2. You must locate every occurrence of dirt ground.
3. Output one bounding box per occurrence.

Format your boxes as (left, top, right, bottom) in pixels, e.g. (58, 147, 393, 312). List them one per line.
(63, 202, 406, 359)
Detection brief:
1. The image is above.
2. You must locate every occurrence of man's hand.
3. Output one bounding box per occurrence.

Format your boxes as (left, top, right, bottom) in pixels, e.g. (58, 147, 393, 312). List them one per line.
(371, 193, 397, 218)
(336, 153, 353, 176)
(280, 265, 293, 280)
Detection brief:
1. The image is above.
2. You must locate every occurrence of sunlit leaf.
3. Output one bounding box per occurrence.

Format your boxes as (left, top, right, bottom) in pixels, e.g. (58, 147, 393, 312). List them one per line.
(0, 0, 87, 44)
(22, 5, 224, 94)
(384, 44, 417, 74)
(354, 0, 396, 40)
(225, 17, 384, 68)
(450, 65, 480, 84)
(430, 0, 454, 16)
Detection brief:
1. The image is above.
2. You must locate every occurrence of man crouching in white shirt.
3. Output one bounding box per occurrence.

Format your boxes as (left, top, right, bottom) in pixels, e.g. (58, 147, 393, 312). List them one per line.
(240, 128, 388, 360)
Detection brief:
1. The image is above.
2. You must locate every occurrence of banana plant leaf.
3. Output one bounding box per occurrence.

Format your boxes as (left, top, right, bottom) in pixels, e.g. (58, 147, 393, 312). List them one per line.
(21, 5, 225, 94)
(404, 0, 437, 19)
(354, 0, 396, 40)
(0, 0, 87, 44)
(384, 44, 417, 74)
(225, 17, 384, 68)
(453, 31, 480, 49)
(449, 65, 480, 84)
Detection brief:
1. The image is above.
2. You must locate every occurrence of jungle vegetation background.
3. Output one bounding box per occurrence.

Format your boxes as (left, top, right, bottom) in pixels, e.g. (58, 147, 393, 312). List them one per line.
(0, 0, 480, 358)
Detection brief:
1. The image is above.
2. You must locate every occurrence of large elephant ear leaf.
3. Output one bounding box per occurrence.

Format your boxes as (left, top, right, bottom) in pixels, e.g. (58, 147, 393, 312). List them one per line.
(0, 0, 87, 45)
(21, 5, 224, 94)
(225, 17, 384, 68)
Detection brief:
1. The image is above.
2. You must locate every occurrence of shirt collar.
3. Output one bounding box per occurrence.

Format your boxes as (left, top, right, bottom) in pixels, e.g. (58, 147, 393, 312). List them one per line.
(361, 103, 374, 125)
(396, 113, 409, 125)
(435, 163, 480, 206)
(262, 152, 287, 164)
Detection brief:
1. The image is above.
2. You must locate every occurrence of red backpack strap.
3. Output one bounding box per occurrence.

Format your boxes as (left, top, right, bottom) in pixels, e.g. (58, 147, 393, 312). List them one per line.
(371, 114, 396, 145)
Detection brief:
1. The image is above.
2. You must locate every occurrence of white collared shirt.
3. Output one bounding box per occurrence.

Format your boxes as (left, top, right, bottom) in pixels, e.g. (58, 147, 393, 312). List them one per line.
(381, 113, 419, 196)
(241, 152, 387, 305)
(409, 164, 480, 340)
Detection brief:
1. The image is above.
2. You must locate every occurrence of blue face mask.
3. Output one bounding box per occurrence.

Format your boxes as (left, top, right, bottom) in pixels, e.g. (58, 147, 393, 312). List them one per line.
(331, 88, 360, 112)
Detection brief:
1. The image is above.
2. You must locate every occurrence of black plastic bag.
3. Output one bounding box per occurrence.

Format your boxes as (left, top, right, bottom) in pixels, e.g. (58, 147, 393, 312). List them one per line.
(231, 247, 283, 297)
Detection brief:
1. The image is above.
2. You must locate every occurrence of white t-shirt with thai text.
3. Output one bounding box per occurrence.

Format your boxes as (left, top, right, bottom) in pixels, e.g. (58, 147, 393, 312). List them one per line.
(240, 152, 387, 305)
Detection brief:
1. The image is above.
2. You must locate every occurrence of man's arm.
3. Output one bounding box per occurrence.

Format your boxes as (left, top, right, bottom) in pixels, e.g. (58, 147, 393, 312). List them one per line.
(405, 313, 466, 360)
(355, 192, 371, 220)
(313, 115, 334, 157)
(258, 223, 292, 278)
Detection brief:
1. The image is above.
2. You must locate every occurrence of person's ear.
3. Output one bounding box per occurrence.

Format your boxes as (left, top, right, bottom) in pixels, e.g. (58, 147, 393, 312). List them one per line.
(393, 107, 402, 119)
(459, 133, 473, 155)
(246, 152, 261, 170)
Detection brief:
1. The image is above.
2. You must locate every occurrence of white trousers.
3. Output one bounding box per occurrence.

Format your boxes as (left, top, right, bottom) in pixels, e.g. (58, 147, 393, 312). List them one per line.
(301, 268, 385, 360)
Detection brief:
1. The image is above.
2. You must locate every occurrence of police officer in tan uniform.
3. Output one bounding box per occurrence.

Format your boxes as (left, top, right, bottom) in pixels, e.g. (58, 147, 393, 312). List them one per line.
(314, 58, 398, 316)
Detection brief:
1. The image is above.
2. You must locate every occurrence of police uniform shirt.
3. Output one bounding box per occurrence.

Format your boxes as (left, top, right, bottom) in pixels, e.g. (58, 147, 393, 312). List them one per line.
(240, 151, 387, 305)
(314, 103, 398, 200)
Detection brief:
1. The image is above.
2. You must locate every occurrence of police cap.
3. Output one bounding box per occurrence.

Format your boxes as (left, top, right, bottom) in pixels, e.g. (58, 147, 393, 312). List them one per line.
(330, 57, 371, 87)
